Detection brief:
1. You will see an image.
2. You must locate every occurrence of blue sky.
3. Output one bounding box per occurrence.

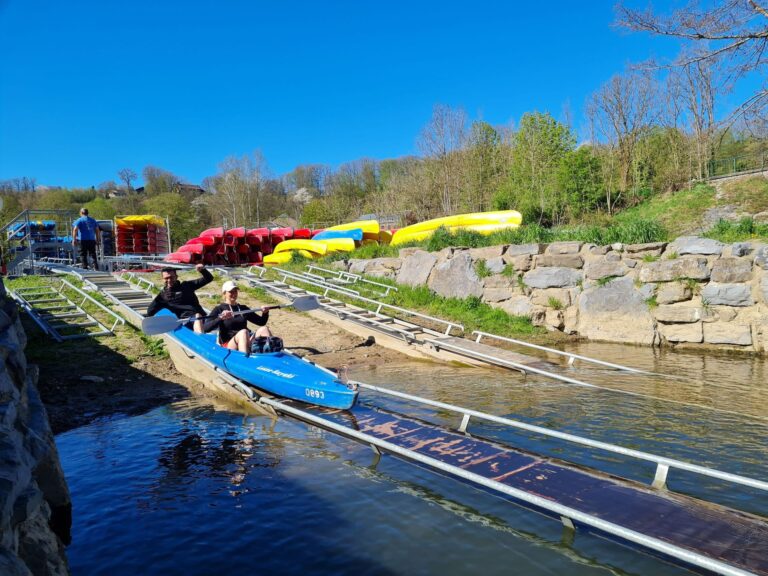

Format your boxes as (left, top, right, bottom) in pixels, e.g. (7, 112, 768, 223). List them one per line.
(1, 1, 689, 188)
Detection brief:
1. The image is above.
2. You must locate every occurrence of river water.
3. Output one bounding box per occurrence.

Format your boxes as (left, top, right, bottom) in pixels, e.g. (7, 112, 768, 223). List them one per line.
(57, 342, 768, 575)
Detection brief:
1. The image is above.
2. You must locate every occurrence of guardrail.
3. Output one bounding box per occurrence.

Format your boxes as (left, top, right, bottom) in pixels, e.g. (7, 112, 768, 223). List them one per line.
(59, 278, 126, 333)
(261, 266, 464, 336)
(305, 264, 398, 296)
(356, 382, 768, 494)
(473, 331, 654, 374)
(262, 396, 758, 576)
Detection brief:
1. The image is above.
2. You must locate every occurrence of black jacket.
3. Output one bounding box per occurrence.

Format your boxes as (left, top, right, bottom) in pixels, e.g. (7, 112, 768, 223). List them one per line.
(203, 303, 268, 343)
(146, 268, 213, 318)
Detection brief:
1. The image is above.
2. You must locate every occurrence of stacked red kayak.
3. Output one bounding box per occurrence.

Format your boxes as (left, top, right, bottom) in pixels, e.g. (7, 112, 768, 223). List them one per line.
(166, 227, 299, 265)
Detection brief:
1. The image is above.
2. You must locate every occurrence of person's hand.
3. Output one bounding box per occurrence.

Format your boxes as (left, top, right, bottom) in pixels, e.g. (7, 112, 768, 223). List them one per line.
(195, 263, 204, 272)
(261, 306, 270, 314)
(220, 310, 233, 320)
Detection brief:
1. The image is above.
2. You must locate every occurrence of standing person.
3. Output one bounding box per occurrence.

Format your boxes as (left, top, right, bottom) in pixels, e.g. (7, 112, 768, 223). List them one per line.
(72, 208, 101, 270)
(204, 280, 272, 353)
(146, 264, 213, 333)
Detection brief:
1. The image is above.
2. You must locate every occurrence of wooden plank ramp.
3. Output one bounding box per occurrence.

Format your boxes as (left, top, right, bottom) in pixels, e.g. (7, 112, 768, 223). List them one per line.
(280, 400, 768, 576)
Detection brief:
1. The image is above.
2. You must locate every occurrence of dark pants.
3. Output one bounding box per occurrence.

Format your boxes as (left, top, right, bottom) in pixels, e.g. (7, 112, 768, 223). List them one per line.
(79, 240, 98, 270)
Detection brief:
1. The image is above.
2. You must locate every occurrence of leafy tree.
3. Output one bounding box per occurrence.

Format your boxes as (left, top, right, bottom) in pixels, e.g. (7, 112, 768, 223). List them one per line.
(142, 166, 179, 196)
(83, 197, 117, 220)
(556, 146, 604, 220)
(494, 112, 576, 225)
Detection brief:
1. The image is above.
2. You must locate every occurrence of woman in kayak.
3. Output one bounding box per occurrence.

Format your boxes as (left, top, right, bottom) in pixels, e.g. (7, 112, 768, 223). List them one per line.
(203, 280, 272, 353)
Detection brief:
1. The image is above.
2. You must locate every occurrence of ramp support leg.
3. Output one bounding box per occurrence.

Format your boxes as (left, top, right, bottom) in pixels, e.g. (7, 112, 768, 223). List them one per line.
(652, 463, 669, 490)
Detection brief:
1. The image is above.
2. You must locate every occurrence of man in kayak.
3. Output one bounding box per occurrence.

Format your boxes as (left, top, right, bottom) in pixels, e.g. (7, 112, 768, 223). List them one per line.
(204, 280, 274, 353)
(72, 208, 101, 270)
(146, 264, 213, 333)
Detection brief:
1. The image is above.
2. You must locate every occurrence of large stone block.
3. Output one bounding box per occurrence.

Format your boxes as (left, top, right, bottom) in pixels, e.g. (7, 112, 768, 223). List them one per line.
(523, 267, 582, 289)
(535, 254, 584, 268)
(530, 288, 571, 307)
(545, 309, 564, 330)
(656, 282, 693, 304)
(638, 257, 710, 282)
(482, 287, 513, 303)
(669, 236, 724, 256)
(427, 251, 483, 298)
(624, 242, 667, 255)
(710, 258, 752, 283)
(755, 246, 768, 270)
(659, 322, 703, 343)
(762, 274, 768, 304)
(653, 305, 701, 323)
(584, 260, 628, 280)
(484, 257, 506, 274)
(545, 241, 583, 255)
(469, 246, 505, 260)
(503, 254, 532, 271)
(703, 322, 752, 346)
(365, 258, 401, 279)
(493, 296, 533, 317)
(396, 251, 437, 287)
(506, 243, 542, 257)
(483, 274, 515, 289)
(577, 277, 656, 345)
(701, 283, 753, 307)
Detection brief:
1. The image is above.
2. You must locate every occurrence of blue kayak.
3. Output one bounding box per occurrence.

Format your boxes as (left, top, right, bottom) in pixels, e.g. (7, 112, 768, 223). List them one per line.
(160, 310, 358, 409)
(312, 228, 363, 241)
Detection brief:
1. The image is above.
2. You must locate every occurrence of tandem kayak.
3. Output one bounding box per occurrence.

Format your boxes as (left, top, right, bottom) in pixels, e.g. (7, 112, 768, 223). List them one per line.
(160, 310, 358, 409)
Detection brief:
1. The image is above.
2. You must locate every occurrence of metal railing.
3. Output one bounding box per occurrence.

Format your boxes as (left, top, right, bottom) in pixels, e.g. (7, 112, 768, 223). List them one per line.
(259, 266, 464, 336)
(473, 331, 654, 374)
(426, 337, 765, 422)
(305, 264, 398, 296)
(262, 396, 758, 576)
(59, 278, 126, 333)
(356, 382, 768, 493)
(119, 271, 157, 294)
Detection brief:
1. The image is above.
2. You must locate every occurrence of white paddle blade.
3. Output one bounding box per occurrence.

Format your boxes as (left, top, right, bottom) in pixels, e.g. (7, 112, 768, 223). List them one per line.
(291, 295, 320, 312)
(141, 315, 185, 335)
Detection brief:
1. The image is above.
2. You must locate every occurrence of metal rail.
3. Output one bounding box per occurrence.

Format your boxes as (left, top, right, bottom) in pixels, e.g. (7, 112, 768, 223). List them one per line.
(472, 330, 654, 374)
(426, 337, 768, 423)
(356, 382, 768, 493)
(58, 278, 126, 333)
(264, 267, 464, 336)
(305, 264, 398, 296)
(260, 397, 758, 576)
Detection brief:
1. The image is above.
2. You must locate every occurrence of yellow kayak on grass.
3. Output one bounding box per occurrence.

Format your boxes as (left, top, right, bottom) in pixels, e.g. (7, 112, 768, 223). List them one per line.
(272, 239, 328, 256)
(378, 230, 393, 245)
(315, 238, 356, 252)
(326, 220, 380, 234)
(263, 252, 293, 265)
(391, 210, 522, 245)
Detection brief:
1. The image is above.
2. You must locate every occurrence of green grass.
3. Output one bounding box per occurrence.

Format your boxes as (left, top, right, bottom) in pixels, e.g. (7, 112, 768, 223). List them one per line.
(474, 259, 491, 278)
(138, 333, 169, 359)
(547, 297, 564, 310)
(614, 183, 716, 237)
(703, 217, 768, 242)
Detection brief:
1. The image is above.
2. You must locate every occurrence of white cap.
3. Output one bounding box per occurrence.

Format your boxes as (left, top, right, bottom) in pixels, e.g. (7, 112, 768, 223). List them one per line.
(221, 280, 239, 293)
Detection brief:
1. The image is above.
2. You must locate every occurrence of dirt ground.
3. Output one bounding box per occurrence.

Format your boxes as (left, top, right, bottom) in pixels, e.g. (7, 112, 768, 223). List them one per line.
(24, 289, 409, 434)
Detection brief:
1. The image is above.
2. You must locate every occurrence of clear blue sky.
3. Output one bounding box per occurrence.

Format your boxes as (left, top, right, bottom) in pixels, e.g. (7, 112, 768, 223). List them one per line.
(1, 0, 687, 188)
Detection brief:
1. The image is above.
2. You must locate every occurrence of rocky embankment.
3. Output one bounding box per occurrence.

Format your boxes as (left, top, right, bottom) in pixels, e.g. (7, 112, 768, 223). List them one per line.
(339, 236, 768, 352)
(0, 280, 70, 575)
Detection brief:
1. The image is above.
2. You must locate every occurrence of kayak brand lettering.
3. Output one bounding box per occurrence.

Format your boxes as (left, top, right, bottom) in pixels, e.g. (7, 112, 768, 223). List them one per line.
(255, 366, 296, 379)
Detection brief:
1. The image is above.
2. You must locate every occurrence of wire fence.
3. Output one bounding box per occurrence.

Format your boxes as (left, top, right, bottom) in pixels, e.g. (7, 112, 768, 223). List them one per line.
(708, 152, 768, 179)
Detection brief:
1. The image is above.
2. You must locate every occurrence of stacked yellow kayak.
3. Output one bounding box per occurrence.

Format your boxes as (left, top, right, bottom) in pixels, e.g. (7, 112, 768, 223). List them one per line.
(391, 210, 522, 246)
(263, 237, 358, 266)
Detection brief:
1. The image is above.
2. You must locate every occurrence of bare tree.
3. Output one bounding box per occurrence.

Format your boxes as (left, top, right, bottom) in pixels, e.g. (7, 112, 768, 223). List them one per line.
(587, 70, 658, 208)
(117, 168, 137, 191)
(417, 104, 468, 215)
(616, 0, 768, 125)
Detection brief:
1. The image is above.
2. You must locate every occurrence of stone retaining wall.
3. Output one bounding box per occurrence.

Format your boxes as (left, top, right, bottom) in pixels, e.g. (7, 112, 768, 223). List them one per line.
(0, 280, 70, 575)
(338, 236, 768, 352)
